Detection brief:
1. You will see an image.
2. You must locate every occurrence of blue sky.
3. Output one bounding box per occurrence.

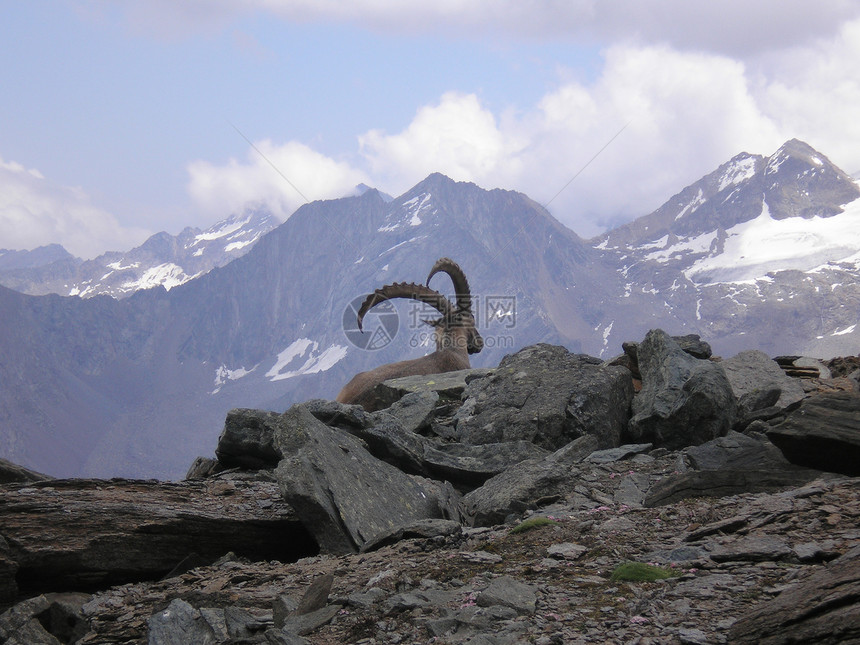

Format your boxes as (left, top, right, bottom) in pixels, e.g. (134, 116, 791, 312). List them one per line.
(2, 1, 860, 258)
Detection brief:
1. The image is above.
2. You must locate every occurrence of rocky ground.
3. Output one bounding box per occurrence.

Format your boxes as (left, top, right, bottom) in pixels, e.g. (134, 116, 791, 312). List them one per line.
(1, 335, 859, 644)
(4, 454, 858, 644)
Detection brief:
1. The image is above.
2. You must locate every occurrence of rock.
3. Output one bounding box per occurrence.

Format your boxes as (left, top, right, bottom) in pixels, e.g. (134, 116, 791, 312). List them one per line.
(455, 344, 633, 450)
(0, 458, 52, 484)
(684, 431, 793, 471)
(273, 405, 446, 553)
(463, 435, 599, 526)
(728, 545, 860, 644)
(644, 468, 820, 507)
(147, 598, 217, 645)
(360, 519, 462, 553)
(721, 350, 805, 414)
(421, 441, 550, 488)
(766, 391, 860, 476)
(624, 334, 713, 362)
(585, 443, 653, 464)
(0, 595, 78, 645)
(371, 368, 494, 410)
(476, 576, 537, 615)
(216, 408, 285, 469)
(547, 543, 587, 560)
(280, 604, 342, 636)
(775, 356, 833, 379)
(295, 572, 333, 615)
(184, 456, 223, 480)
(0, 478, 316, 602)
(373, 390, 440, 434)
(628, 329, 737, 449)
(709, 535, 793, 562)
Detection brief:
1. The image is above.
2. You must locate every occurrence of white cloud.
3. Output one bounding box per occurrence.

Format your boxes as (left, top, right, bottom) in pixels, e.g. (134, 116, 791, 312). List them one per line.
(355, 45, 786, 237)
(186, 140, 369, 220)
(0, 156, 150, 259)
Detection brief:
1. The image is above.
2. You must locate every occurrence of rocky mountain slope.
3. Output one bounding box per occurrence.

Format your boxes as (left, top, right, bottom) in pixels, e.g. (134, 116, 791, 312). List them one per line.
(0, 140, 858, 481)
(0, 205, 278, 298)
(594, 139, 860, 358)
(1, 334, 858, 644)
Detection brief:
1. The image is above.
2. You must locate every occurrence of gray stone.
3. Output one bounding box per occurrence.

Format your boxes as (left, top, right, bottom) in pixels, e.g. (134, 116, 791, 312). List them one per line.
(263, 629, 311, 645)
(463, 435, 599, 526)
(280, 604, 342, 636)
(585, 443, 653, 464)
(628, 330, 737, 450)
(547, 542, 587, 560)
(455, 344, 633, 450)
(729, 545, 860, 643)
(147, 598, 217, 645)
(477, 576, 537, 615)
(360, 518, 462, 553)
(373, 368, 494, 409)
(0, 458, 52, 484)
(216, 408, 285, 469)
(373, 390, 440, 434)
(684, 431, 792, 471)
(644, 546, 707, 564)
(422, 441, 550, 486)
(721, 350, 805, 413)
(709, 535, 793, 562)
(296, 573, 334, 615)
(273, 405, 444, 553)
(766, 391, 860, 476)
(644, 468, 820, 507)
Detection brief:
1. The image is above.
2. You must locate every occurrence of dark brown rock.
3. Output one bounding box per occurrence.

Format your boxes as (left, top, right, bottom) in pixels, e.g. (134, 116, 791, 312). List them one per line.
(728, 545, 860, 644)
(766, 391, 860, 476)
(0, 478, 317, 603)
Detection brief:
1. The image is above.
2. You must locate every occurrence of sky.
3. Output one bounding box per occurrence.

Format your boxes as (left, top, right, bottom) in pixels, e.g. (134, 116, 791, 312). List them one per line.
(2, 1, 860, 259)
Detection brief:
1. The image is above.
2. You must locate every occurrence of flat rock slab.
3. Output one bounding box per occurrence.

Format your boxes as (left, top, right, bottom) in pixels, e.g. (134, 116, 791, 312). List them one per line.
(373, 369, 494, 409)
(644, 468, 820, 507)
(273, 405, 445, 554)
(729, 545, 860, 644)
(477, 576, 536, 615)
(766, 391, 860, 476)
(0, 478, 314, 603)
(709, 535, 793, 563)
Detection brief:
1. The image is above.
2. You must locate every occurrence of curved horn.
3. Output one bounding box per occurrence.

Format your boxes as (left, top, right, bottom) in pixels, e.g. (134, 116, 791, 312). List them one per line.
(357, 282, 453, 331)
(425, 258, 474, 313)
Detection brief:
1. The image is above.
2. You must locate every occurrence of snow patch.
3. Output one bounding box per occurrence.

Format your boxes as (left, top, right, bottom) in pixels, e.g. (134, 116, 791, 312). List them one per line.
(266, 339, 348, 381)
(832, 324, 856, 336)
(676, 189, 705, 220)
(121, 263, 192, 292)
(719, 156, 757, 191)
(212, 364, 255, 393)
(685, 196, 860, 284)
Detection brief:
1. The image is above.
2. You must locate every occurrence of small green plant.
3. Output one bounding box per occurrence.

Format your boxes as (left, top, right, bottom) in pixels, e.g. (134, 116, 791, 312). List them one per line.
(609, 561, 679, 582)
(510, 517, 555, 534)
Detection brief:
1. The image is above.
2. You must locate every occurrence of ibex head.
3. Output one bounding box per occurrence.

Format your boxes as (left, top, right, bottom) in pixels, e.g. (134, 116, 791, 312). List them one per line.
(336, 258, 483, 410)
(356, 257, 483, 355)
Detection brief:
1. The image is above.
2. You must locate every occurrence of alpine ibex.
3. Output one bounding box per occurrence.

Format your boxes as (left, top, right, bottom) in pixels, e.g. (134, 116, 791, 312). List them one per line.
(336, 258, 483, 410)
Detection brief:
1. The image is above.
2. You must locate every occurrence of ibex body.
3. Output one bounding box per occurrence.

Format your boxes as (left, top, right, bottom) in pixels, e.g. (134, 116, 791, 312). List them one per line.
(336, 258, 483, 411)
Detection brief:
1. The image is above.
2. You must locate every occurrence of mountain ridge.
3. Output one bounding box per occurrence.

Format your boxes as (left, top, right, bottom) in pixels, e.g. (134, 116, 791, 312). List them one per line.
(0, 139, 858, 480)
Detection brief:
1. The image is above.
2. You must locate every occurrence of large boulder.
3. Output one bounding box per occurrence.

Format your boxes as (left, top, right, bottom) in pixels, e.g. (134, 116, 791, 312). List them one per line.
(215, 409, 285, 469)
(721, 350, 805, 422)
(766, 391, 860, 476)
(273, 405, 449, 554)
(454, 344, 633, 451)
(628, 329, 737, 449)
(462, 435, 599, 526)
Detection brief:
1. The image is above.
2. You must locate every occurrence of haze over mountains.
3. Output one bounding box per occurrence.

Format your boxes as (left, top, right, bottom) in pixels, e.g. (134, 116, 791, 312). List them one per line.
(1, 139, 858, 480)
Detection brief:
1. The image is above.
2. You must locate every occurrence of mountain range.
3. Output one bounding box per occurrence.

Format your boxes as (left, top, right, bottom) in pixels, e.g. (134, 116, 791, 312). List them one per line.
(1, 138, 858, 480)
(0, 205, 278, 298)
